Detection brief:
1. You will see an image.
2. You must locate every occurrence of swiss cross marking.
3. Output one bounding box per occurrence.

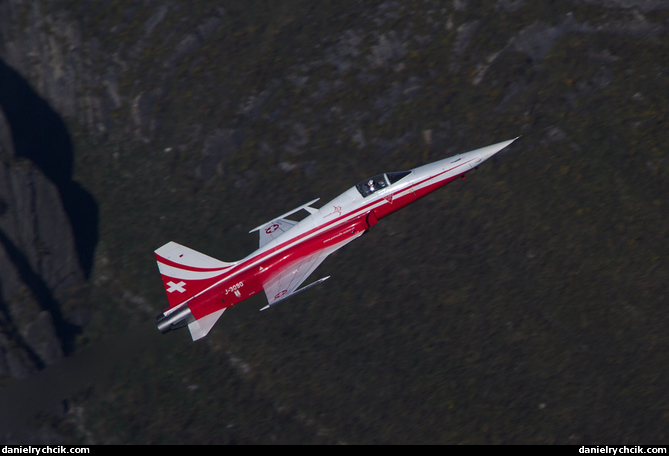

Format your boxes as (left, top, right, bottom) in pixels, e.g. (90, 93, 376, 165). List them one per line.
(166, 280, 186, 293)
(274, 289, 288, 300)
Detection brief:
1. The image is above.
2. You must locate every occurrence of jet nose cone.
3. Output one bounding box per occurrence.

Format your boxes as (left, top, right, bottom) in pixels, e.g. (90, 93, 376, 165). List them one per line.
(464, 136, 520, 167)
(413, 136, 520, 177)
(480, 137, 520, 159)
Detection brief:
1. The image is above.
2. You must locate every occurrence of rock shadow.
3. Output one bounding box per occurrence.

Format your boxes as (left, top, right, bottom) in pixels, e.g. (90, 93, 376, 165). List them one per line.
(0, 57, 98, 279)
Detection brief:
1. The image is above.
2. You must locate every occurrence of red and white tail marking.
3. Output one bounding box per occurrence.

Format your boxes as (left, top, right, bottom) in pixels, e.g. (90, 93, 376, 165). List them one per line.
(155, 241, 234, 309)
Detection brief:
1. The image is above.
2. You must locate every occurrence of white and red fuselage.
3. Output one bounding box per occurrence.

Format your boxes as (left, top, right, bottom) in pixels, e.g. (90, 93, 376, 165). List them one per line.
(154, 138, 518, 340)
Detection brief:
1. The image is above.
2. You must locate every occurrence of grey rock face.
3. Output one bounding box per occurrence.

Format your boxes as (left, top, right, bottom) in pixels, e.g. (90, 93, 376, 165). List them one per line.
(0, 157, 71, 378)
(0, 3, 91, 379)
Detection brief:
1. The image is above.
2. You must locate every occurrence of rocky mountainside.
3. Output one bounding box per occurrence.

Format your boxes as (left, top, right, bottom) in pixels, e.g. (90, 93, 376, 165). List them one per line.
(0, 0, 667, 444)
(0, 63, 88, 380)
(0, 150, 67, 379)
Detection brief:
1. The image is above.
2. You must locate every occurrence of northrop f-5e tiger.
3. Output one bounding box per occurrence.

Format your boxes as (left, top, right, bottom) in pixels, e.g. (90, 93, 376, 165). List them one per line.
(155, 137, 518, 340)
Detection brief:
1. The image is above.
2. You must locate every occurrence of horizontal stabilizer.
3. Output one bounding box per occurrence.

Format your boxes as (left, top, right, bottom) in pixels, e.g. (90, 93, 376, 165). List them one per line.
(188, 308, 226, 341)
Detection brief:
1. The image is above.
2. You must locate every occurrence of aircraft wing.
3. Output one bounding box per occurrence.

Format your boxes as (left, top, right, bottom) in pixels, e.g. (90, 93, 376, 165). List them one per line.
(262, 250, 331, 309)
(256, 219, 297, 248)
(249, 198, 320, 248)
(260, 230, 365, 310)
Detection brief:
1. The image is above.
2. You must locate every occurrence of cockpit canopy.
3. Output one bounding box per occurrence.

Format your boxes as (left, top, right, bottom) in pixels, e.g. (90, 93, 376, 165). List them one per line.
(355, 171, 411, 197)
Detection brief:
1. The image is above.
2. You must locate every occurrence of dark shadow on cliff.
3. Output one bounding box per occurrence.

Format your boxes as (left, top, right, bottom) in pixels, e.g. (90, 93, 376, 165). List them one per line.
(0, 229, 81, 355)
(0, 58, 98, 279)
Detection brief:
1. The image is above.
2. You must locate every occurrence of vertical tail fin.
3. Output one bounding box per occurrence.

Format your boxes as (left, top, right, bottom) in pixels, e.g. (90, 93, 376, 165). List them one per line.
(155, 241, 234, 309)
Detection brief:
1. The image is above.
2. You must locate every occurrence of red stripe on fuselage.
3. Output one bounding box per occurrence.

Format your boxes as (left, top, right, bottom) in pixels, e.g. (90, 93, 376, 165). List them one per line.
(188, 213, 371, 319)
(174, 159, 473, 318)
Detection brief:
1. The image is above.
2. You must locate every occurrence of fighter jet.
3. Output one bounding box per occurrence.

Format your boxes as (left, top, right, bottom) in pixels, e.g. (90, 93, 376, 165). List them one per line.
(155, 137, 519, 340)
